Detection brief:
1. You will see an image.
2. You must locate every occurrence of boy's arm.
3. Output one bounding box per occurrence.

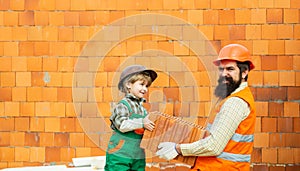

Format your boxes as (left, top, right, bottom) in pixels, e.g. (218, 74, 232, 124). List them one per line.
(111, 103, 143, 133)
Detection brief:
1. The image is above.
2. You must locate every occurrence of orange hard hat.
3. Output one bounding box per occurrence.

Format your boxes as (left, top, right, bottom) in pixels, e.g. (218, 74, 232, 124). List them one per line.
(213, 44, 255, 70)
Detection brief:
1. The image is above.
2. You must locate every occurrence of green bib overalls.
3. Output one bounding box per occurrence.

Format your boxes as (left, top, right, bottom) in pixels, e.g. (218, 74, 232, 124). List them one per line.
(105, 100, 147, 171)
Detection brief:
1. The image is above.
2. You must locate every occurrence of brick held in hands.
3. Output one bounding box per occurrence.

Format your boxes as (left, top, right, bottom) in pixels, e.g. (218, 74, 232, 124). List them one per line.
(140, 112, 205, 167)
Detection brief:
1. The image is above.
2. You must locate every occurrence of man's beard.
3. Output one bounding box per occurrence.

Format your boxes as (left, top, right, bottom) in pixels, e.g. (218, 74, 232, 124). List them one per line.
(214, 75, 242, 99)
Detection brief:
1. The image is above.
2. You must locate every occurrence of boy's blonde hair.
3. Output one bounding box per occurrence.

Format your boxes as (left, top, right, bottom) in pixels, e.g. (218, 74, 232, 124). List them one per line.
(118, 65, 157, 93)
(122, 72, 153, 93)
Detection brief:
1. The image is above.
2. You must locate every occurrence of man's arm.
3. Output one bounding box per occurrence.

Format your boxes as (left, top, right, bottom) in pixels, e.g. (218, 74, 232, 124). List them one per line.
(180, 97, 250, 156)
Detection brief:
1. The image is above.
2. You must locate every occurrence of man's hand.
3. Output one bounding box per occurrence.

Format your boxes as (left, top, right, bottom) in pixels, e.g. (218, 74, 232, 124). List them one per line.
(143, 115, 155, 131)
(156, 142, 179, 160)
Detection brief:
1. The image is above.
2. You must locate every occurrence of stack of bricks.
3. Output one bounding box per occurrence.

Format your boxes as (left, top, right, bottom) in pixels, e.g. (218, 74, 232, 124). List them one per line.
(0, 0, 299, 170)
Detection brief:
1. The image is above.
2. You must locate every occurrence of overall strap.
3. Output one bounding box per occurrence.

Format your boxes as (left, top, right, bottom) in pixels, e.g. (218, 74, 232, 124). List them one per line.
(119, 99, 146, 118)
(119, 99, 133, 114)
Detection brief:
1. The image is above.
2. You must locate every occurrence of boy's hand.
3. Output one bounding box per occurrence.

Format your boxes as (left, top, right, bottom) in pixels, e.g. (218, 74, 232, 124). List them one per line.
(143, 115, 155, 131)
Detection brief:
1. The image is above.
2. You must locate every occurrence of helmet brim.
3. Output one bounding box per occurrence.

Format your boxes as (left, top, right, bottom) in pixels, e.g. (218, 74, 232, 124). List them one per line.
(213, 58, 255, 70)
(118, 69, 157, 92)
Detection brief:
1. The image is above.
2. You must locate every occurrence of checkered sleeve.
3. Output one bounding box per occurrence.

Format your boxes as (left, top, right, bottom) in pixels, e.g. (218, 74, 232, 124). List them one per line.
(180, 97, 250, 156)
(110, 102, 143, 132)
(110, 103, 130, 130)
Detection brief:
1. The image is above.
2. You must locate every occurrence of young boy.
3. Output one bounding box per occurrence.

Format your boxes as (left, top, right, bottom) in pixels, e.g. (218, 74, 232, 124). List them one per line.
(105, 65, 157, 171)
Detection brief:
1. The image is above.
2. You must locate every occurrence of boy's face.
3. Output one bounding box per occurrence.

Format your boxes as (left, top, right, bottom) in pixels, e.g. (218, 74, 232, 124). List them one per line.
(127, 79, 149, 99)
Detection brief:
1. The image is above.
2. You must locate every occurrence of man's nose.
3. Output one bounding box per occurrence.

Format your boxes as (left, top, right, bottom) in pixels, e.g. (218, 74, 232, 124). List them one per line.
(221, 69, 228, 77)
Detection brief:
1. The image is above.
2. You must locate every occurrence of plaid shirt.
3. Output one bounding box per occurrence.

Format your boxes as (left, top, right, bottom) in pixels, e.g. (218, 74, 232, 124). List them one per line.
(181, 82, 251, 156)
(110, 93, 147, 132)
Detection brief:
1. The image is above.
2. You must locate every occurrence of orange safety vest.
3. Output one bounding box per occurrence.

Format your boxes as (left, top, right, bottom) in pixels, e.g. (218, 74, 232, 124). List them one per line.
(191, 87, 256, 171)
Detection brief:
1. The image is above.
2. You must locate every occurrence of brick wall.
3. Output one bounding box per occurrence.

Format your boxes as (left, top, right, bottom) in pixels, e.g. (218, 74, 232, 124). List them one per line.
(0, 0, 299, 170)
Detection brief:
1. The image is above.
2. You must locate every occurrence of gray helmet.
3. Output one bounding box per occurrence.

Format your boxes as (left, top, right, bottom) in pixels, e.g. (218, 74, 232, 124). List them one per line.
(118, 65, 157, 92)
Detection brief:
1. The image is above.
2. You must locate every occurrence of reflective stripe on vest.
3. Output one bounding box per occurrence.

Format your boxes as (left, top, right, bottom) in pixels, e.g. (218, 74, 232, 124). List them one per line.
(217, 152, 251, 162)
(217, 133, 253, 162)
(232, 133, 253, 142)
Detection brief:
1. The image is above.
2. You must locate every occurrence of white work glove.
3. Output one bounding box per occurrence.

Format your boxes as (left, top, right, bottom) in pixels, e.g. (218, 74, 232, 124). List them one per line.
(156, 142, 178, 160)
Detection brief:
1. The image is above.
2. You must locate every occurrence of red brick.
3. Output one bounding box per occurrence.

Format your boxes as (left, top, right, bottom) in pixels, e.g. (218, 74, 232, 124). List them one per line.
(284, 102, 299, 117)
(34, 11, 49, 26)
(256, 88, 271, 101)
(39, 133, 54, 147)
(0, 88, 12, 101)
(269, 166, 285, 171)
(278, 25, 293, 39)
(252, 164, 268, 171)
(267, 9, 283, 23)
(219, 10, 235, 24)
(285, 133, 300, 147)
(31, 72, 46, 87)
(57, 88, 72, 102)
(261, 56, 277, 70)
(15, 147, 30, 162)
(0, 0, 10, 10)
(163, 88, 179, 102)
(58, 27, 73, 41)
(27, 87, 42, 102)
(270, 87, 287, 101)
(15, 117, 29, 131)
(79, 11, 95, 26)
(278, 148, 294, 163)
(60, 118, 75, 132)
(287, 87, 300, 101)
(294, 118, 300, 132)
(84, 134, 98, 148)
(268, 102, 284, 117)
(27, 57, 42, 71)
(66, 103, 76, 117)
(60, 147, 75, 162)
(280, 71, 296, 86)
(43, 57, 58, 72)
(45, 147, 60, 162)
(278, 55, 293, 70)
(0, 147, 15, 162)
(70, 133, 84, 147)
(30, 117, 45, 132)
(4, 12, 18, 26)
(0, 57, 12, 72)
(0, 132, 11, 146)
(54, 133, 69, 147)
(278, 118, 293, 132)
(254, 133, 269, 147)
(262, 117, 277, 132)
(20, 102, 34, 116)
(248, 71, 263, 86)
(64, 12, 79, 26)
(90, 147, 105, 156)
(251, 148, 262, 163)
(55, 0, 70, 10)
(270, 133, 286, 147)
(19, 11, 34, 25)
(286, 166, 300, 171)
(269, 40, 284, 55)
(214, 25, 229, 40)
(203, 10, 219, 24)
(24, 133, 39, 146)
(263, 71, 278, 86)
(10, 132, 25, 146)
(262, 148, 277, 163)
(42, 87, 57, 101)
(229, 25, 245, 40)
(19, 42, 34, 56)
(294, 148, 300, 163)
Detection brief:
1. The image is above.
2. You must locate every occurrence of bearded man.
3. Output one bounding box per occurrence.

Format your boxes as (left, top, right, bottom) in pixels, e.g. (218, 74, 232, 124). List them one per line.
(156, 44, 256, 171)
